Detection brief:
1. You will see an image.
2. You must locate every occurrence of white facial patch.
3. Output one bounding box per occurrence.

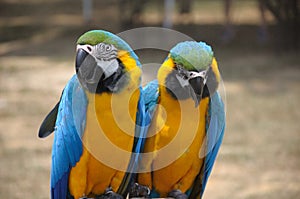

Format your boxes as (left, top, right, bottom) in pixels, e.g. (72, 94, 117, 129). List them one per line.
(189, 70, 208, 85)
(77, 43, 119, 79)
(175, 65, 209, 88)
(176, 74, 190, 87)
(96, 58, 119, 79)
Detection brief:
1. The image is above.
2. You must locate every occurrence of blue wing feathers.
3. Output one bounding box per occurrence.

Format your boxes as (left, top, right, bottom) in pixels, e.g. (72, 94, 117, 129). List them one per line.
(51, 171, 69, 199)
(129, 80, 159, 171)
(115, 83, 158, 195)
(128, 81, 158, 174)
(200, 92, 225, 195)
(51, 75, 87, 199)
(135, 81, 159, 197)
(140, 80, 159, 148)
(134, 80, 158, 152)
(143, 80, 159, 118)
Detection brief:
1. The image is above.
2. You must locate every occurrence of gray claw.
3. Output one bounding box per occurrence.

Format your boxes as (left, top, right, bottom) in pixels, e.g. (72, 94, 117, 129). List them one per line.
(129, 183, 150, 198)
(95, 187, 124, 199)
(168, 189, 188, 199)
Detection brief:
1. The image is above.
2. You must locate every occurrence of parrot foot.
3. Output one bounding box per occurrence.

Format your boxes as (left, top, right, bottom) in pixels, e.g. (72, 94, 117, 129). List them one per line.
(95, 187, 124, 199)
(129, 183, 150, 198)
(168, 189, 188, 199)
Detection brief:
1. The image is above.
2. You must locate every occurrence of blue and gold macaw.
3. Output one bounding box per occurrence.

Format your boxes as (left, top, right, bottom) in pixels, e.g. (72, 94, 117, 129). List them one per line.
(136, 41, 226, 199)
(38, 30, 149, 199)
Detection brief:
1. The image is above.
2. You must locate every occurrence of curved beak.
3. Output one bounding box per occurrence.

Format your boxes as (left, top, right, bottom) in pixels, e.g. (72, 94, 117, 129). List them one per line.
(189, 76, 205, 107)
(75, 48, 89, 72)
(75, 48, 101, 92)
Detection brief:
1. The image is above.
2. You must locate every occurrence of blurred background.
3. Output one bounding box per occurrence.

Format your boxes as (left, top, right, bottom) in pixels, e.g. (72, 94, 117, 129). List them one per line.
(0, 0, 299, 198)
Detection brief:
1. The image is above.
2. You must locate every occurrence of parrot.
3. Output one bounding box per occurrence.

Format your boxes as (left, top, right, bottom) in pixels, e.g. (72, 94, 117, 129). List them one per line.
(38, 30, 149, 199)
(134, 41, 226, 199)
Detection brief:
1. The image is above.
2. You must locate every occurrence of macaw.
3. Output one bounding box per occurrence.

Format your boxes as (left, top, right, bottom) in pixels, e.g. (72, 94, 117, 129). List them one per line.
(38, 30, 148, 199)
(135, 41, 226, 199)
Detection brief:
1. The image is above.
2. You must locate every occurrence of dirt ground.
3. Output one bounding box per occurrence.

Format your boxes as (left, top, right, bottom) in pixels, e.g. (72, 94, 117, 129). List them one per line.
(0, 0, 299, 198)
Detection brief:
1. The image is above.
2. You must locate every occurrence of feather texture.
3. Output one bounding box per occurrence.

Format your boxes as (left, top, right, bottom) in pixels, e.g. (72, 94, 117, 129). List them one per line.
(121, 80, 159, 192)
(143, 80, 159, 118)
(201, 92, 225, 194)
(50, 75, 88, 199)
(190, 92, 225, 198)
(170, 41, 213, 71)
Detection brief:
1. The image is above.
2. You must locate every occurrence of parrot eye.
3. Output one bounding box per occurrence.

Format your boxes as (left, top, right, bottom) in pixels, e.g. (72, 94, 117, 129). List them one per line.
(94, 43, 118, 61)
(87, 46, 92, 52)
(106, 45, 111, 51)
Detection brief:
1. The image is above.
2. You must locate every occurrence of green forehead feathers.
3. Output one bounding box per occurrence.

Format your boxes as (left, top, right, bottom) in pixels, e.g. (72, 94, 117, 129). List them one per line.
(77, 30, 141, 67)
(77, 30, 131, 52)
(170, 41, 214, 71)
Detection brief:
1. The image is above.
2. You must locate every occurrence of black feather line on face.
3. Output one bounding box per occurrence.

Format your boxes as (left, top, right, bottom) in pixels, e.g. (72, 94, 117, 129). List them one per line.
(94, 59, 128, 94)
(165, 66, 218, 101)
(77, 56, 127, 94)
(165, 69, 191, 100)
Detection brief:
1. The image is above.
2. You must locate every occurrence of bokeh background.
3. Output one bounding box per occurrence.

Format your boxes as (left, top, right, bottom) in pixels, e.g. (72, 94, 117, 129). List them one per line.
(0, 0, 299, 198)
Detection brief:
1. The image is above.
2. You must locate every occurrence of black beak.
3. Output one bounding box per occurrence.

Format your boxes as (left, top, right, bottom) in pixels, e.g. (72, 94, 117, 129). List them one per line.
(75, 48, 105, 93)
(189, 76, 205, 107)
(75, 48, 89, 72)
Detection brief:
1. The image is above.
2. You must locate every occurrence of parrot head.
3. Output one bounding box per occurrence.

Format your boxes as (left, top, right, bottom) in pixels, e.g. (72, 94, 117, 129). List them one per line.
(75, 30, 140, 94)
(162, 41, 220, 107)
